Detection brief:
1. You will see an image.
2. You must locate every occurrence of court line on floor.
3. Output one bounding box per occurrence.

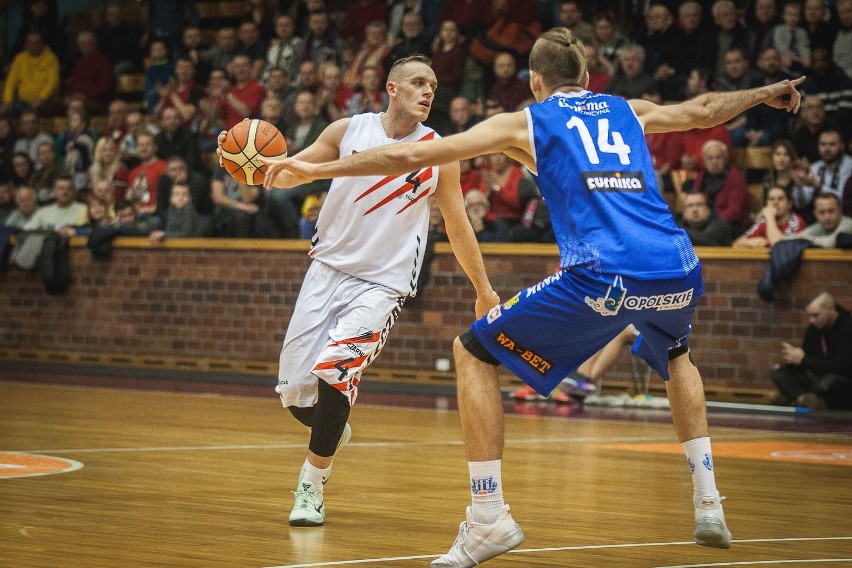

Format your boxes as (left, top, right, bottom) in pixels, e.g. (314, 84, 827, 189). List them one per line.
(658, 559, 852, 567)
(263, 537, 852, 568)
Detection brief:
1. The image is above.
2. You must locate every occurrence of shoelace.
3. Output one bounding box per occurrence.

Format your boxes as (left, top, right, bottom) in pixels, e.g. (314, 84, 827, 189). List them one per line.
(449, 521, 471, 555)
(292, 488, 316, 509)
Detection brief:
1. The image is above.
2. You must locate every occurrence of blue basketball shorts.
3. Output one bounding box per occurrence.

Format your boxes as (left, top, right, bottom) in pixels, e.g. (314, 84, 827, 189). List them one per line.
(469, 265, 704, 395)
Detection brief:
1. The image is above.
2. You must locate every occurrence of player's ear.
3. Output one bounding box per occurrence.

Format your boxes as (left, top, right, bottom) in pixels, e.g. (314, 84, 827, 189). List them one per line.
(582, 70, 590, 89)
(386, 80, 396, 98)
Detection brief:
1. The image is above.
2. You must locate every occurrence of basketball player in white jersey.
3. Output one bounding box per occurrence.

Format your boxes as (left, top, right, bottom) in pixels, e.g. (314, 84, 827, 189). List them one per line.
(219, 55, 499, 527)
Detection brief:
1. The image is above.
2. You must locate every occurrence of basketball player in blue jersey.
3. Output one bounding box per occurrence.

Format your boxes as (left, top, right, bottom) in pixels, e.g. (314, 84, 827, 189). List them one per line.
(263, 28, 804, 567)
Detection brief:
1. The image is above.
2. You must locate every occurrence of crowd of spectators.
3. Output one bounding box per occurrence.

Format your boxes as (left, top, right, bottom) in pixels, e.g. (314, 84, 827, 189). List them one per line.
(0, 0, 851, 248)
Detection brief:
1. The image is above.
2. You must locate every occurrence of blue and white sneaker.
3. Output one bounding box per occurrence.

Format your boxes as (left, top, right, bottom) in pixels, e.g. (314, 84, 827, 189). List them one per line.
(557, 373, 597, 399)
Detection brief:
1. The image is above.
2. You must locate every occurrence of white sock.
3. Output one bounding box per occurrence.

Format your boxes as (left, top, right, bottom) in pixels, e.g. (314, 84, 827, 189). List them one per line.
(682, 437, 719, 507)
(299, 460, 328, 492)
(469, 460, 504, 524)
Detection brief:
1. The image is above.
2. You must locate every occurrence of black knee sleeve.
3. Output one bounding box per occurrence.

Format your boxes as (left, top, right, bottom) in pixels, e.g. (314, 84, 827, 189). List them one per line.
(308, 380, 351, 458)
(459, 328, 500, 366)
(668, 343, 690, 361)
(288, 406, 315, 428)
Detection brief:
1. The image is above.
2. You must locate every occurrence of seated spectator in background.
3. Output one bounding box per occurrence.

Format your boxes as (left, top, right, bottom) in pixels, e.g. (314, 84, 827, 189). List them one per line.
(10, 152, 35, 189)
(764, 139, 817, 223)
(203, 27, 239, 75)
(149, 183, 208, 241)
(210, 164, 256, 233)
(55, 108, 97, 192)
(774, 1, 811, 72)
(344, 20, 389, 87)
(770, 291, 852, 410)
(114, 198, 158, 235)
(69, 196, 117, 236)
(97, 3, 144, 74)
(557, 0, 595, 46)
(144, 40, 174, 115)
(242, 0, 277, 40)
(89, 179, 116, 218)
(708, 0, 749, 80)
(640, 4, 684, 100)
(683, 139, 751, 236)
(346, 0, 389, 45)
(834, 0, 852, 79)
(315, 63, 353, 123)
(734, 186, 806, 249)
(790, 95, 829, 163)
(152, 57, 204, 127)
(0, 117, 16, 178)
(743, 47, 795, 147)
(1, 31, 59, 117)
(0, 181, 14, 224)
(265, 67, 296, 119)
(155, 107, 199, 173)
(716, 47, 760, 92)
(585, 43, 611, 93)
(678, 192, 734, 246)
(299, 192, 325, 239)
(264, 15, 303, 83)
(287, 91, 328, 156)
(444, 96, 479, 136)
(22, 176, 86, 234)
(605, 45, 658, 100)
(672, 1, 715, 78)
(488, 52, 532, 113)
(31, 142, 64, 204)
(479, 152, 538, 236)
(197, 68, 230, 152)
(345, 66, 388, 117)
(680, 124, 732, 172)
(11, 111, 53, 167)
(102, 100, 129, 148)
(126, 133, 167, 216)
(175, 25, 209, 81)
(2, 185, 39, 229)
(802, 129, 852, 204)
(804, 0, 837, 55)
(302, 11, 341, 68)
(464, 189, 509, 242)
(591, 13, 629, 77)
(459, 158, 483, 194)
(260, 96, 287, 135)
(225, 183, 298, 238)
(429, 19, 467, 131)
(65, 31, 114, 117)
(802, 49, 852, 138)
(220, 54, 266, 130)
(746, 0, 780, 66)
(792, 192, 852, 247)
(156, 155, 212, 218)
(383, 12, 430, 74)
(10, 0, 65, 72)
(642, 90, 682, 192)
(237, 21, 268, 81)
(89, 138, 129, 203)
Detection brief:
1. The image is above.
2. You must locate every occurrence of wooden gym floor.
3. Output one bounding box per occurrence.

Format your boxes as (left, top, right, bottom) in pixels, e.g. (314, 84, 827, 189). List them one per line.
(1, 373, 851, 568)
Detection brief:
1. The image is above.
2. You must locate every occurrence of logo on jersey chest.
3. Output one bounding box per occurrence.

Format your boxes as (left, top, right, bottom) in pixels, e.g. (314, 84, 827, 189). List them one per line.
(582, 171, 645, 192)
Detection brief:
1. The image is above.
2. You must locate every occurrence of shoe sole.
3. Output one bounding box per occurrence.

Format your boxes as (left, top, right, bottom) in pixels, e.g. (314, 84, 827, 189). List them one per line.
(694, 525, 732, 549)
(289, 517, 324, 527)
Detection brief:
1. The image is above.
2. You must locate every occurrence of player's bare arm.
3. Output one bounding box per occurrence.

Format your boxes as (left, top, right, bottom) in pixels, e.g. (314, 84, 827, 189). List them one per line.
(432, 161, 500, 318)
(261, 111, 532, 189)
(632, 76, 805, 134)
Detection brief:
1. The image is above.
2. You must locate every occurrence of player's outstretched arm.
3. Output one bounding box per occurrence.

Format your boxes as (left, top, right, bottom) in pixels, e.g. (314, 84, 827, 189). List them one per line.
(433, 161, 500, 318)
(632, 76, 805, 134)
(260, 111, 531, 189)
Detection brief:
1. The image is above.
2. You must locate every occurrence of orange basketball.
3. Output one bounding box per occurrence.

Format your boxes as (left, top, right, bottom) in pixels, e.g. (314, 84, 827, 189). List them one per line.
(220, 119, 288, 186)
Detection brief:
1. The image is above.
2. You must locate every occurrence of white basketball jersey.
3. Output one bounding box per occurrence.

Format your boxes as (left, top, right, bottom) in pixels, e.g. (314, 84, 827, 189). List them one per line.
(310, 113, 440, 295)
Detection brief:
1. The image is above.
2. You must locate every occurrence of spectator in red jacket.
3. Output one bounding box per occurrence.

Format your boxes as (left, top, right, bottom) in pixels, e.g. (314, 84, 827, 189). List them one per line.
(220, 54, 266, 130)
(683, 139, 751, 236)
(65, 30, 114, 116)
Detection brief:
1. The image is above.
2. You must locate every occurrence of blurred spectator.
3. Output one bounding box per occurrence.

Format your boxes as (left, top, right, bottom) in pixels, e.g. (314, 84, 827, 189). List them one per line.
(770, 291, 852, 410)
(347, 0, 390, 45)
(591, 13, 629, 77)
(288, 91, 328, 154)
(383, 12, 431, 72)
(680, 123, 732, 172)
(790, 95, 829, 162)
(126, 133, 167, 216)
(438, 0, 492, 39)
(260, 96, 287, 134)
(264, 67, 297, 124)
(12, 111, 52, 166)
(152, 57, 204, 127)
(802, 48, 852, 136)
(446, 96, 479, 135)
(2, 185, 39, 229)
(0, 117, 14, 178)
(55, 108, 97, 192)
(743, 47, 795, 147)
(114, 198, 158, 235)
(773, 1, 811, 72)
(672, 1, 715, 76)
(479, 152, 537, 235)
(155, 155, 211, 219)
(678, 191, 733, 246)
(709, 0, 749, 81)
(97, 3, 144, 75)
(316, 63, 353, 122)
(0, 181, 14, 225)
(585, 43, 611, 93)
(203, 28, 239, 74)
(640, 4, 683, 100)
(146, 0, 199, 56)
(89, 179, 116, 216)
(1, 32, 59, 117)
(197, 68, 230, 151)
(243, 0, 277, 39)
(65, 31, 114, 116)
(716, 47, 759, 91)
(10, 0, 66, 72)
(682, 139, 751, 236)
(88, 138, 129, 203)
(220, 54, 266, 130)
(302, 11, 341, 67)
(264, 15, 303, 82)
(221, 182, 298, 238)
(299, 191, 325, 239)
(70, 196, 117, 236)
(388, 0, 427, 44)
(745, 0, 779, 65)
(556, 0, 594, 46)
(464, 188, 508, 242)
(22, 176, 85, 234)
(431, 20, 468, 121)
(144, 40, 174, 115)
(802, 129, 852, 203)
(604, 45, 658, 100)
(834, 0, 852, 78)
(346, 66, 388, 116)
(10, 153, 35, 189)
(764, 139, 817, 223)
(344, 21, 390, 87)
(488, 52, 532, 113)
(102, 100, 129, 149)
(803, 0, 837, 55)
(293, 0, 327, 37)
(734, 186, 806, 248)
(119, 110, 158, 169)
(237, 21, 269, 81)
(149, 182, 208, 241)
(790, 192, 852, 247)
(174, 26, 209, 80)
(155, 107, 199, 172)
(31, 142, 63, 204)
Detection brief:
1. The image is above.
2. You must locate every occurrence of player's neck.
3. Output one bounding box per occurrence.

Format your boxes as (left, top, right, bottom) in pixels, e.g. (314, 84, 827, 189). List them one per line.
(379, 111, 419, 140)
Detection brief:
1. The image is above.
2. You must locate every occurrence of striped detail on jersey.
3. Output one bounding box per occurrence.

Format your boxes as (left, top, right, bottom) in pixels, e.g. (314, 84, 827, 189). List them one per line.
(327, 331, 381, 346)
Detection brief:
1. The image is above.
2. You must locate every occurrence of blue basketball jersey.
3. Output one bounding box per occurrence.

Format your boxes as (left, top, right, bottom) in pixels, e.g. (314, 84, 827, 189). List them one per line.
(525, 91, 698, 279)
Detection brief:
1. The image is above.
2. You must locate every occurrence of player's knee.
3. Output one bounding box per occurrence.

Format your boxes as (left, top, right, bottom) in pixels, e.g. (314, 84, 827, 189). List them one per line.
(288, 405, 314, 427)
(456, 328, 500, 367)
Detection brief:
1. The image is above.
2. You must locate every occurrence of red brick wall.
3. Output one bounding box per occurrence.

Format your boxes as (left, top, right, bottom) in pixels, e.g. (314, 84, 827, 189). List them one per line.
(1, 239, 850, 390)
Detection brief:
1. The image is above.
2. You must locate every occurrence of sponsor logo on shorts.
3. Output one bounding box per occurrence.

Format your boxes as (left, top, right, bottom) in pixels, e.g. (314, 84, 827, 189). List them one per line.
(495, 331, 552, 374)
(471, 476, 499, 495)
(623, 289, 694, 311)
(502, 293, 520, 310)
(585, 276, 626, 316)
(525, 270, 563, 297)
(582, 171, 645, 193)
(486, 305, 502, 323)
